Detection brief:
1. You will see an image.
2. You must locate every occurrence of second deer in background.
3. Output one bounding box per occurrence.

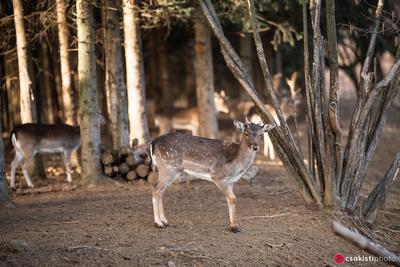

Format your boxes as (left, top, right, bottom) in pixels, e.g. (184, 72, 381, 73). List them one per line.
(154, 91, 229, 136)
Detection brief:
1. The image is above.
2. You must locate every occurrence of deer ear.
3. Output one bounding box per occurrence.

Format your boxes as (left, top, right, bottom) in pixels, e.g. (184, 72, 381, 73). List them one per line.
(262, 124, 276, 132)
(233, 121, 245, 132)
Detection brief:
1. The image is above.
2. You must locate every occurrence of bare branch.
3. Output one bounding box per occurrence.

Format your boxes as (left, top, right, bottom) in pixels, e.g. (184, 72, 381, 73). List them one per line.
(363, 153, 400, 224)
(332, 221, 400, 265)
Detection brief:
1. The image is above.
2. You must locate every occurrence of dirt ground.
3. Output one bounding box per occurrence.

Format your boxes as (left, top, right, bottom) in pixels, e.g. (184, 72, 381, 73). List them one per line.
(0, 100, 399, 266)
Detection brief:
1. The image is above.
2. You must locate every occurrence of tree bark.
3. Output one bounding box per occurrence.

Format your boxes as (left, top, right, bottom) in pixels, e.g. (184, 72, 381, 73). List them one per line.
(103, 0, 129, 149)
(77, 0, 103, 184)
(56, 0, 76, 125)
(0, 99, 12, 207)
(159, 41, 173, 111)
(325, 0, 341, 206)
(239, 33, 253, 99)
(39, 39, 56, 124)
(12, 0, 37, 123)
(362, 153, 400, 224)
(194, 7, 219, 138)
(122, 0, 150, 145)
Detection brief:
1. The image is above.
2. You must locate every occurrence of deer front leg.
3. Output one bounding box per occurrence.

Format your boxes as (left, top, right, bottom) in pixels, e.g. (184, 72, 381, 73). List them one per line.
(264, 132, 275, 160)
(62, 151, 73, 183)
(10, 150, 24, 189)
(215, 181, 239, 233)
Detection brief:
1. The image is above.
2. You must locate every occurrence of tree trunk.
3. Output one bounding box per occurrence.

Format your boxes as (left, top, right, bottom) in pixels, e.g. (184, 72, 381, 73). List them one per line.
(4, 52, 21, 129)
(122, 0, 150, 145)
(239, 34, 253, 99)
(0, 100, 12, 207)
(12, 0, 37, 123)
(13, 0, 46, 180)
(77, 0, 103, 184)
(103, 0, 129, 149)
(56, 0, 76, 125)
(39, 39, 56, 124)
(159, 41, 173, 111)
(194, 8, 219, 138)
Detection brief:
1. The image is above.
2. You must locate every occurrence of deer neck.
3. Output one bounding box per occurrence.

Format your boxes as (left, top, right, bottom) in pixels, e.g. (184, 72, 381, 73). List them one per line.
(232, 135, 256, 170)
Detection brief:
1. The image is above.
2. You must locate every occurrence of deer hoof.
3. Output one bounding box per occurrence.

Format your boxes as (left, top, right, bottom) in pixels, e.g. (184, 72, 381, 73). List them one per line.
(230, 226, 241, 233)
(154, 223, 165, 229)
(161, 221, 169, 227)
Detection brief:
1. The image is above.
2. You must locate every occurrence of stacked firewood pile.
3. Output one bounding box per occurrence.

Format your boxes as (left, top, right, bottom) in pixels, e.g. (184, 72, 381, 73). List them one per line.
(100, 143, 157, 183)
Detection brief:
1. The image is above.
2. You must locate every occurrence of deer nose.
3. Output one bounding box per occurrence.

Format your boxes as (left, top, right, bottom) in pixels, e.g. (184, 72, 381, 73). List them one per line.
(251, 145, 259, 152)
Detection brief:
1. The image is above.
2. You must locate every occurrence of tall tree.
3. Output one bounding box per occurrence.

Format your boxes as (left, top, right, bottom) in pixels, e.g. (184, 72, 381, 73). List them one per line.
(103, 0, 129, 148)
(56, 0, 76, 125)
(194, 7, 219, 138)
(77, 0, 102, 184)
(122, 0, 150, 145)
(12, 0, 46, 180)
(12, 0, 37, 123)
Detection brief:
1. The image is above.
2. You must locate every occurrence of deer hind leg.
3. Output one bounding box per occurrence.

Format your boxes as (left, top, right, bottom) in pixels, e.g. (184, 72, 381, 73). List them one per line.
(152, 170, 181, 228)
(215, 181, 239, 233)
(21, 154, 35, 188)
(10, 149, 24, 189)
(62, 151, 73, 183)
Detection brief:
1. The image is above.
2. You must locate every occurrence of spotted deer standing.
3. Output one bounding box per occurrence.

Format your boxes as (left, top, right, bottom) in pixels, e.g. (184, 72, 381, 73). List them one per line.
(249, 74, 301, 160)
(148, 118, 275, 232)
(155, 91, 230, 135)
(10, 123, 81, 189)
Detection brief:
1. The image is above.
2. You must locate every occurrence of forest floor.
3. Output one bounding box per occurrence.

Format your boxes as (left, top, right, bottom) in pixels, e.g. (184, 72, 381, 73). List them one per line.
(0, 100, 399, 266)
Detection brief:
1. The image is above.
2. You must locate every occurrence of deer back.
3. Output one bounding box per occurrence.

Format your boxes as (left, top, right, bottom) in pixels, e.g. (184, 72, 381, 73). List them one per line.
(12, 123, 81, 153)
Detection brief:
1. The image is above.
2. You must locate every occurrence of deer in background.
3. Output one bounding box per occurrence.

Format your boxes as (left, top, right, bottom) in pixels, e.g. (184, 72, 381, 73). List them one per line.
(10, 123, 81, 189)
(154, 91, 230, 135)
(149, 118, 275, 232)
(249, 73, 301, 160)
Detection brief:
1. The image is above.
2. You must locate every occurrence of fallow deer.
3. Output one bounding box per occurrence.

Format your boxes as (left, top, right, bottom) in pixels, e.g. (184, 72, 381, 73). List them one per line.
(148, 118, 275, 232)
(249, 74, 301, 160)
(155, 91, 230, 135)
(10, 123, 81, 189)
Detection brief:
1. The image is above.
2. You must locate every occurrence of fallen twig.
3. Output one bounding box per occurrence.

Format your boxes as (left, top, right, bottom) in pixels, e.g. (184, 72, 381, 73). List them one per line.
(378, 226, 400, 234)
(332, 221, 400, 266)
(68, 246, 110, 251)
(16, 184, 77, 195)
(265, 242, 285, 248)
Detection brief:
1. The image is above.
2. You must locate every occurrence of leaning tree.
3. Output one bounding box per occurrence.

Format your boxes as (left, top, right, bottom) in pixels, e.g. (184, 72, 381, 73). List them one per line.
(198, 0, 400, 224)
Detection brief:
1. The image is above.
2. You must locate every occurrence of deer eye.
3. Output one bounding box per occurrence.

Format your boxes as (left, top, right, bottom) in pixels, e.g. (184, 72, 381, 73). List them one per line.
(244, 131, 249, 136)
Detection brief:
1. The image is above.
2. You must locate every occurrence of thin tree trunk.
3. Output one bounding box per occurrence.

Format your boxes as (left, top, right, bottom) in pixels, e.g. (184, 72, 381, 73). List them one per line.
(39, 39, 56, 124)
(362, 153, 400, 224)
(103, 0, 129, 148)
(56, 0, 76, 125)
(325, 0, 342, 205)
(194, 7, 219, 138)
(77, 0, 103, 184)
(239, 33, 253, 99)
(12, 0, 37, 123)
(4, 52, 21, 129)
(0, 99, 12, 207)
(159, 41, 173, 111)
(122, 0, 150, 145)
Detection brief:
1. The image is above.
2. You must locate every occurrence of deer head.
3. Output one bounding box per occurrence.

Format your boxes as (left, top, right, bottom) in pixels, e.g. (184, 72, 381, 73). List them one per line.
(234, 117, 275, 152)
(214, 90, 230, 114)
